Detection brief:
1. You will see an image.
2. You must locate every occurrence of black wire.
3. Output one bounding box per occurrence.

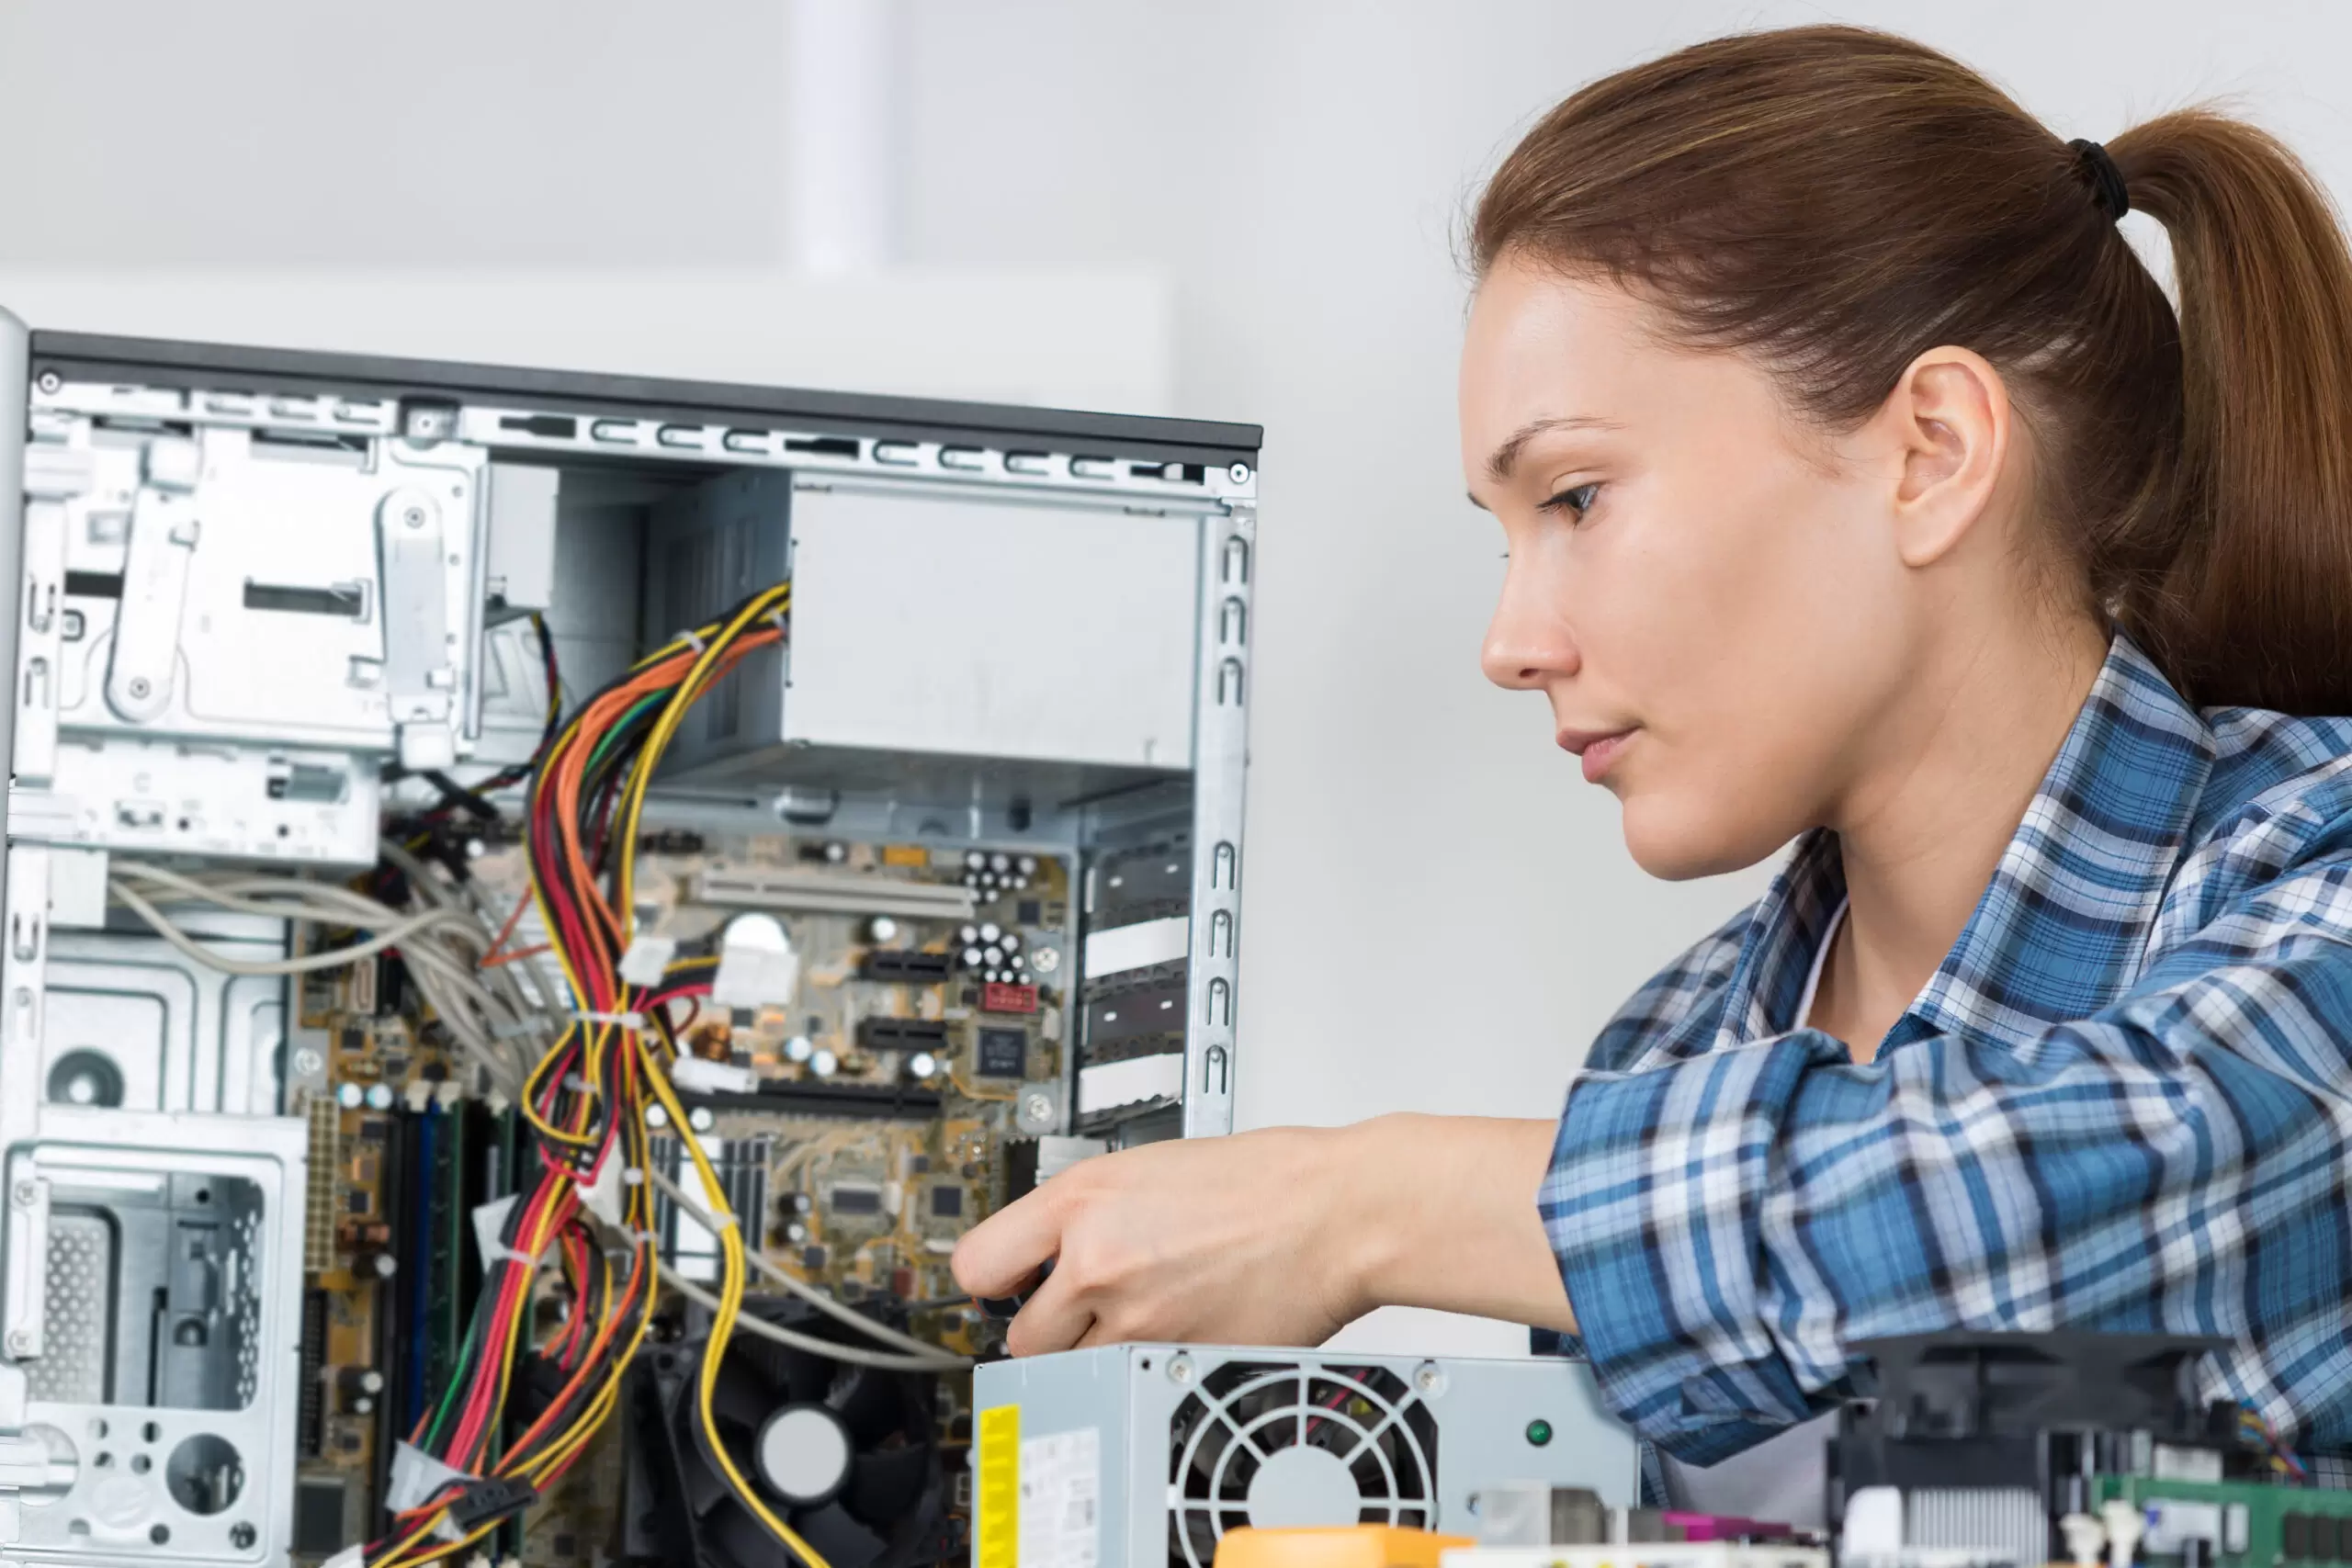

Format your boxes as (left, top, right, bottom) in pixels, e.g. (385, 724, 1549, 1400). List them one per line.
(421, 771, 502, 823)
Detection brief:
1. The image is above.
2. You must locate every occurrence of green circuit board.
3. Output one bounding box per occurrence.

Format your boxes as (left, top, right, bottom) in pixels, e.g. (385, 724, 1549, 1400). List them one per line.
(2094, 1474, 2352, 1567)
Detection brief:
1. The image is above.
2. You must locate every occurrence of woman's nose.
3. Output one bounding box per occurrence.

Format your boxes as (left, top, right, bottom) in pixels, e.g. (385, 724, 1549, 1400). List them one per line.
(1481, 568, 1580, 691)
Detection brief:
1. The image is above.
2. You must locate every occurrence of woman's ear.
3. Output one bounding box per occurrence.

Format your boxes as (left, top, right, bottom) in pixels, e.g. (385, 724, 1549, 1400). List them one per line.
(1883, 345, 2011, 569)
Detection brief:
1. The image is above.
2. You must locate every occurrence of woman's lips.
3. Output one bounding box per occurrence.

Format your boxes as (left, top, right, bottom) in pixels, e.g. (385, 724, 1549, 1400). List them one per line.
(1557, 727, 1636, 784)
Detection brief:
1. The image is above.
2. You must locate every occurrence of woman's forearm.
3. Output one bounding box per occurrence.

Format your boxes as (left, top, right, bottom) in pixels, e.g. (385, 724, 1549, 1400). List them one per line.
(952, 1109, 1575, 1352)
(1340, 1112, 1577, 1332)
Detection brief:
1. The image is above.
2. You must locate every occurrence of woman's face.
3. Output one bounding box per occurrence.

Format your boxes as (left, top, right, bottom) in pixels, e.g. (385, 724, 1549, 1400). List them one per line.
(1461, 255, 1925, 879)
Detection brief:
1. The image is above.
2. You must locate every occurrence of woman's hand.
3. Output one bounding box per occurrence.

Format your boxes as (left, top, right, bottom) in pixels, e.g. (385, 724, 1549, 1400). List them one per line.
(950, 1113, 1575, 1355)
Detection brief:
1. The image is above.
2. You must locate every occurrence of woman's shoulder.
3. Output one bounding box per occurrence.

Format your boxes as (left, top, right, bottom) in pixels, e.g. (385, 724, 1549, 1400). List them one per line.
(2156, 705, 2352, 948)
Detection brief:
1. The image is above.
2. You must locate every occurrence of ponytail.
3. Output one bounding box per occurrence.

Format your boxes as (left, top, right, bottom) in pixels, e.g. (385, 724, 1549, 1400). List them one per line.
(2112, 113, 2352, 712)
(1475, 27, 2352, 713)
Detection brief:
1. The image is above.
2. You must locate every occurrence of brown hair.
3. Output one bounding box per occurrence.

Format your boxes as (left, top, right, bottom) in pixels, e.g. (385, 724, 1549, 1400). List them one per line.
(1473, 26, 2352, 715)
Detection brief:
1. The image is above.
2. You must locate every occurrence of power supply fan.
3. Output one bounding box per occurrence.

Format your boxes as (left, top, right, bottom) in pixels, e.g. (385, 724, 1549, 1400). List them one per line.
(627, 1295, 949, 1568)
(1166, 1359, 1440, 1568)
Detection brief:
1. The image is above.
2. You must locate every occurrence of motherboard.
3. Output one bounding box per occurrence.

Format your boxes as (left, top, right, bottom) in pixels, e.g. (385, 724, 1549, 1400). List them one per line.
(284, 827, 1090, 1565)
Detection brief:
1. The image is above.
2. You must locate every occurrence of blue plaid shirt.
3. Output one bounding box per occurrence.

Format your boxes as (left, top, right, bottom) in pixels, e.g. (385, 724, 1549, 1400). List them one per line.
(1543, 634, 2352, 1469)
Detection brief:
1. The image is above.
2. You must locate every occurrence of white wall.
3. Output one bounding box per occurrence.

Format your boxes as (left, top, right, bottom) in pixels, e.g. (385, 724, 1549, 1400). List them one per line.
(8, 0, 2349, 1353)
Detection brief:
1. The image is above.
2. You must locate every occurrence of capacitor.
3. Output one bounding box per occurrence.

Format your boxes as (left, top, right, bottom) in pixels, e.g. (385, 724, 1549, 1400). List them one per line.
(336, 1367, 385, 1397)
(979, 922, 1001, 943)
(823, 841, 848, 863)
(958, 924, 980, 944)
(334, 1082, 364, 1110)
(1000, 932, 1021, 953)
(867, 915, 900, 944)
(789, 1192, 814, 1215)
(687, 1106, 716, 1133)
(961, 946, 984, 968)
(907, 1052, 938, 1080)
(810, 1049, 839, 1077)
(988, 853, 1011, 874)
(1012, 876, 1030, 890)
(983, 947, 1004, 968)
(964, 851, 987, 871)
(784, 1035, 815, 1064)
(356, 1250, 397, 1281)
(963, 872, 980, 888)
(350, 1395, 376, 1416)
(984, 970, 1004, 984)
(645, 1104, 670, 1129)
(364, 1083, 395, 1111)
(784, 1222, 808, 1246)
(1016, 855, 1038, 875)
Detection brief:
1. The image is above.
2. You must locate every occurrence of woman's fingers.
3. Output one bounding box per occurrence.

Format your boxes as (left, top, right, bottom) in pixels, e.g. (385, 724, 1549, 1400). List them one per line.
(951, 1179, 1069, 1299)
(1003, 1262, 1097, 1357)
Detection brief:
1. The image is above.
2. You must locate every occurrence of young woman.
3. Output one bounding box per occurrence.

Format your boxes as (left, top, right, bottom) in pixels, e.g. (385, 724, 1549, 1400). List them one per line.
(954, 24, 2352, 1482)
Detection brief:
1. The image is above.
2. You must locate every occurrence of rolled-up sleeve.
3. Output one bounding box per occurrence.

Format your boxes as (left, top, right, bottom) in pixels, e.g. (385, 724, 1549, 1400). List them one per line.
(1543, 881, 2352, 1466)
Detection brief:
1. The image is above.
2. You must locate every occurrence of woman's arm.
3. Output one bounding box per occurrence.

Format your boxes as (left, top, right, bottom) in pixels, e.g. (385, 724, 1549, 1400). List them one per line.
(950, 1112, 1575, 1355)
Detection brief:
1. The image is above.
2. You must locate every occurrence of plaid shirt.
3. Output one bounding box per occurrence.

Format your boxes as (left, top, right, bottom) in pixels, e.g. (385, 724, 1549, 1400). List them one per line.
(1543, 634, 2352, 1469)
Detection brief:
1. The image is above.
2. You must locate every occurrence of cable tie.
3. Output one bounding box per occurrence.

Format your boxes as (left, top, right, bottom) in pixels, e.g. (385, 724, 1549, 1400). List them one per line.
(763, 606, 790, 637)
(571, 1009, 645, 1030)
(674, 626, 707, 652)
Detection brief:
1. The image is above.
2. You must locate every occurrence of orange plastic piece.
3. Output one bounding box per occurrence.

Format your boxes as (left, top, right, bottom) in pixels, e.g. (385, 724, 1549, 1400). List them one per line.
(1211, 1526, 1475, 1568)
(881, 843, 930, 867)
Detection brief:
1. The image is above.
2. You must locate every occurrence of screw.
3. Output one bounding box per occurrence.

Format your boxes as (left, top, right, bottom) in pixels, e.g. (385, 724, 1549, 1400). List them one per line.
(6, 1329, 31, 1356)
(291, 1047, 323, 1078)
(1031, 946, 1060, 974)
(402, 506, 427, 529)
(10, 1181, 33, 1206)
(1021, 1091, 1054, 1124)
(1412, 1359, 1445, 1395)
(1167, 1352, 1195, 1385)
(229, 1523, 255, 1551)
(35, 372, 61, 395)
(127, 677, 151, 699)
(1227, 462, 1250, 484)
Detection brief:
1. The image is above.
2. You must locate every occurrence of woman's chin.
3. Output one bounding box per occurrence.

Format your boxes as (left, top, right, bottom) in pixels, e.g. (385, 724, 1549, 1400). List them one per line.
(1621, 794, 1788, 883)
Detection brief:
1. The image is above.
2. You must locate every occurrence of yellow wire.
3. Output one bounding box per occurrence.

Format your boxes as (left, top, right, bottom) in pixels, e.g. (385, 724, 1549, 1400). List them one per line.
(614, 583, 789, 925)
(639, 1029, 836, 1568)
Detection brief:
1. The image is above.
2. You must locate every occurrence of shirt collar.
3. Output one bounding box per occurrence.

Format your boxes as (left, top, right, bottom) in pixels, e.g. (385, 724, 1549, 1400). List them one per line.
(1714, 635, 2216, 1055)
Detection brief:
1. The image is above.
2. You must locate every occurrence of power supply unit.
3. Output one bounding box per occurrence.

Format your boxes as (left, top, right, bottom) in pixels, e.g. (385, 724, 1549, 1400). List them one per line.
(972, 1346, 1641, 1568)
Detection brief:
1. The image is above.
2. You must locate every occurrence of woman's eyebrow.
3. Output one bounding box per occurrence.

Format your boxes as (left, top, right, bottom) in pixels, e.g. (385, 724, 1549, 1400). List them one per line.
(1485, 414, 1623, 484)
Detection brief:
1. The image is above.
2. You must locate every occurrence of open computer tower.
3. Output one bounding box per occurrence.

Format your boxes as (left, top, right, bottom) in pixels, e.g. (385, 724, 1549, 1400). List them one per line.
(0, 309, 1259, 1568)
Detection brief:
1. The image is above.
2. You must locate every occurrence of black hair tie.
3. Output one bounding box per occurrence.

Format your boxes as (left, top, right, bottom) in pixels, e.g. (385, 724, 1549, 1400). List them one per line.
(2069, 138, 2131, 221)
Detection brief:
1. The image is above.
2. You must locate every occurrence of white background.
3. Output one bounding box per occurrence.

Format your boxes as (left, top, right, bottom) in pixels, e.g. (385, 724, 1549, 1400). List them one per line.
(6, 0, 2346, 1352)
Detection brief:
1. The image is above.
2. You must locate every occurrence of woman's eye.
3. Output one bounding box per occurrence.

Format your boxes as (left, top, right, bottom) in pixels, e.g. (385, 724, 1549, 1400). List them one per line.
(1539, 482, 1600, 519)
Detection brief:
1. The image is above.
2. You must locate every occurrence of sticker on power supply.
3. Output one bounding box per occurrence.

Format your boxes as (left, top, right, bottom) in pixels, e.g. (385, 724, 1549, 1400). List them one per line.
(1019, 1427, 1100, 1568)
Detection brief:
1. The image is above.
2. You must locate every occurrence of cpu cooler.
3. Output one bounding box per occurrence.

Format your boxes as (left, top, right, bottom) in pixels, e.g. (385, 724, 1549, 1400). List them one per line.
(625, 1295, 951, 1568)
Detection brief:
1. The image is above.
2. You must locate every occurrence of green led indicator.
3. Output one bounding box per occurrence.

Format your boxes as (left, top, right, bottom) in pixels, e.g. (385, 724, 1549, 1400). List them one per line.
(1525, 1418, 1554, 1447)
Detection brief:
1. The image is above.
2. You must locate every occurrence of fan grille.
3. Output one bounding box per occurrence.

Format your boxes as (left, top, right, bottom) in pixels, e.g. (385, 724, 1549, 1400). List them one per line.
(1164, 1359, 1439, 1568)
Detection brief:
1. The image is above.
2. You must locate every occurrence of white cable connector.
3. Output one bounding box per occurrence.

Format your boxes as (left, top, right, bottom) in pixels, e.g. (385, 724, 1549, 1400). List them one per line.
(2101, 1497, 2146, 1568)
(2061, 1512, 2109, 1568)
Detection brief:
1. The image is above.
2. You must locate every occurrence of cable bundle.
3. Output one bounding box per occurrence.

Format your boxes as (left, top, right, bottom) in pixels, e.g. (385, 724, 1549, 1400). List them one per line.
(368, 581, 802, 1568)
(103, 579, 969, 1568)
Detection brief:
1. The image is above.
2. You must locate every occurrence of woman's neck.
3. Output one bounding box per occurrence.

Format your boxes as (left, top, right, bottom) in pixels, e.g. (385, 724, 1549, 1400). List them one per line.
(1805, 613, 2112, 1056)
